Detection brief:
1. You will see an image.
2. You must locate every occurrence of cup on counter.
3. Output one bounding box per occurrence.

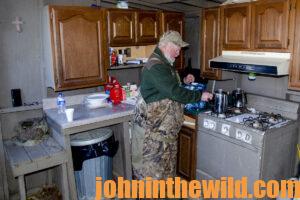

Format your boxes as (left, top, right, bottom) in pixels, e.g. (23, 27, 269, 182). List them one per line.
(65, 108, 74, 122)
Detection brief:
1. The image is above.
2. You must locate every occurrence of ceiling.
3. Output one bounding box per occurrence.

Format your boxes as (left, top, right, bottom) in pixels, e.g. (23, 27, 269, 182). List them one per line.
(100, 0, 226, 13)
(140, 0, 225, 11)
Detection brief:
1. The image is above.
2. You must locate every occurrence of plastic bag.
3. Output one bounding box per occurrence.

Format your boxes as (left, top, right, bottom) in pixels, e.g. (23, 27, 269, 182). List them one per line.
(184, 83, 207, 112)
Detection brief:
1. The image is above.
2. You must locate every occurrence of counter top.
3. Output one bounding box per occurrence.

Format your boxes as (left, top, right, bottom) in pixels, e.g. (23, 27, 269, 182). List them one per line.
(184, 108, 209, 117)
(107, 64, 143, 70)
(183, 115, 196, 129)
(0, 104, 42, 114)
(44, 103, 135, 134)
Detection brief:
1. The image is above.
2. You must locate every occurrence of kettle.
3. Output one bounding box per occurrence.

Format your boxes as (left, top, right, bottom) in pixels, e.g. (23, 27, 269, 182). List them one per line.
(232, 88, 247, 108)
(213, 89, 228, 114)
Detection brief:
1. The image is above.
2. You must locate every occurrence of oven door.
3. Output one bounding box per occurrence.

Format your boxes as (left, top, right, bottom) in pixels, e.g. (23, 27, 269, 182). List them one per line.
(196, 128, 262, 194)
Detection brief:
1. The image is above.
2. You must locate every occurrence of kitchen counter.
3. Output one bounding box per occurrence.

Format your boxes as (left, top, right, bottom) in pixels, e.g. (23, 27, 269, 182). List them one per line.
(43, 95, 135, 200)
(44, 103, 135, 134)
(107, 63, 143, 70)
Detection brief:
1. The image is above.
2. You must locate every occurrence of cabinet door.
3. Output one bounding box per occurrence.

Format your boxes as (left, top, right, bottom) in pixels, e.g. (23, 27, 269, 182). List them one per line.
(289, 0, 300, 89)
(201, 8, 222, 80)
(177, 125, 196, 180)
(108, 10, 135, 46)
(50, 6, 108, 91)
(136, 11, 160, 45)
(252, 0, 290, 50)
(161, 12, 185, 70)
(221, 3, 251, 50)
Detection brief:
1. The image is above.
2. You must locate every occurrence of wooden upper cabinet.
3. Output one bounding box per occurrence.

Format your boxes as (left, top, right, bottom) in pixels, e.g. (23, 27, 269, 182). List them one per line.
(219, 0, 294, 51)
(107, 10, 135, 46)
(289, 0, 299, 89)
(221, 3, 251, 50)
(161, 12, 185, 70)
(201, 8, 222, 80)
(252, 0, 290, 50)
(161, 12, 184, 35)
(136, 11, 160, 45)
(48, 6, 107, 91)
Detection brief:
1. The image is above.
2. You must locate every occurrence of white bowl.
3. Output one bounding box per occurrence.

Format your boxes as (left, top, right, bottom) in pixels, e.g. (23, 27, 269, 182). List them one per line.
(84, 94, 109, 109)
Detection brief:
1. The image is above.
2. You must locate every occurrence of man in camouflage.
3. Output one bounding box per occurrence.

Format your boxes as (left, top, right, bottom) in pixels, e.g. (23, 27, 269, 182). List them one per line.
(132, 31, 213, 180)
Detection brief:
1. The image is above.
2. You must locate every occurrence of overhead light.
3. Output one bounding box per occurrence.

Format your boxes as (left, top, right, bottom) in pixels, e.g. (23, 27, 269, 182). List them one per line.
(117, 1, 129, 9)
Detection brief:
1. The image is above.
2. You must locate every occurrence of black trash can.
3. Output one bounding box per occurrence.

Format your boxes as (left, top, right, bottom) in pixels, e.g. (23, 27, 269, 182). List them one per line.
(70, 128, 118, 200)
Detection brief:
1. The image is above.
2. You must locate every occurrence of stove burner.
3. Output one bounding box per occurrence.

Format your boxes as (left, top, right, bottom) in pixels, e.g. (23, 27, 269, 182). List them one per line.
(209, 107, 249, 118)
(253, 121, 262, 129)
(243, 117, 267, 131)
(218, 113, 226, 118)
(233, 108, 242, 114)
(268, 117, 278, 124)
(258, 112, 284, 124)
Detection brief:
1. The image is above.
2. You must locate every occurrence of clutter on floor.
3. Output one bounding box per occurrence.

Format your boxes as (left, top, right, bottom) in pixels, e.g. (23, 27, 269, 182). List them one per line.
(26, 185, 62, 200)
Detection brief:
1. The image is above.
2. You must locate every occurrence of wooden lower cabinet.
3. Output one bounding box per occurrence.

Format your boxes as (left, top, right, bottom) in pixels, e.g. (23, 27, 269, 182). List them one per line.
(177, 125, 196, 180)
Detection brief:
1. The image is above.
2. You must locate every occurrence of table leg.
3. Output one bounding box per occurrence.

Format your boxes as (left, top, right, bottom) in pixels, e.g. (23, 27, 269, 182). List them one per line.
(64, 135, 78, 200)
(120, 122, 132, 179)
(18, 175, 26, 200)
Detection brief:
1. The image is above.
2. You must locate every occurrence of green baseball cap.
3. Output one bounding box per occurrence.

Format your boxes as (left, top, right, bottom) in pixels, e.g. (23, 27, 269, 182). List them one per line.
(159, 30, 189, 47)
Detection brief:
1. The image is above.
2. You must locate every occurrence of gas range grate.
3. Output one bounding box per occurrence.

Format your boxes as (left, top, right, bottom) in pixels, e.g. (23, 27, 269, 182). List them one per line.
(206, 107, 250, 118)
(225, 112, 289, 131)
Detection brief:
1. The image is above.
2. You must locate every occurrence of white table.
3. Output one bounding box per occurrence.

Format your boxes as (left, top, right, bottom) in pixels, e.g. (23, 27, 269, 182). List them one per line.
(44, 103, 135, 200)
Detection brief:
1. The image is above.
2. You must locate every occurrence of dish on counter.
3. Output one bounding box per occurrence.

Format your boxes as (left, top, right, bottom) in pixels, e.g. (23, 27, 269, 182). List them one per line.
(83, 93, 109, 109)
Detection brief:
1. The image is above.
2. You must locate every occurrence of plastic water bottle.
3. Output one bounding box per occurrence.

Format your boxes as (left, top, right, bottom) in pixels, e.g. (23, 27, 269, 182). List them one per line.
(57, 93, 66, 114)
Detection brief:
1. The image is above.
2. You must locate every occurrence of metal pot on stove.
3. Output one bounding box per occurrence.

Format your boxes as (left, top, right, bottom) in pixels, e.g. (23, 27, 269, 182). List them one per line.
(212, 89, 228, 114)
(232, 88, 247, 108)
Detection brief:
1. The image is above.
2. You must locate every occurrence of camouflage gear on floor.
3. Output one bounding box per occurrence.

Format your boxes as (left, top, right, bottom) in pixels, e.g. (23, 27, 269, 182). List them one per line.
(132, 91, 184, 180)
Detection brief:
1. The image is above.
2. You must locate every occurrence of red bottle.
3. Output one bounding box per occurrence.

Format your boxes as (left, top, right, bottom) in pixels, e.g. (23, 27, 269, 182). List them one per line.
(110, 83, 122, 104)
(111, 51, 117, 66)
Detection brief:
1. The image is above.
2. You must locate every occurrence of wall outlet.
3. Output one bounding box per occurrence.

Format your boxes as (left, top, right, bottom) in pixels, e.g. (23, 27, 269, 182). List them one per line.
(124, 48, 131, 57)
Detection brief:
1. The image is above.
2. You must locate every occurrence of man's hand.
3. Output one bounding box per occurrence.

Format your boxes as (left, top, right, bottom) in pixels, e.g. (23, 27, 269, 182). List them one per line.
(183, 74, 195, 84)
(201, 92, 213, 102)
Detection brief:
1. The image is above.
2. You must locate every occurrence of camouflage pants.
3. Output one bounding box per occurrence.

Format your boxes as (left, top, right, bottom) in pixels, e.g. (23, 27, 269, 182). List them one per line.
(132, 92, 184, 180)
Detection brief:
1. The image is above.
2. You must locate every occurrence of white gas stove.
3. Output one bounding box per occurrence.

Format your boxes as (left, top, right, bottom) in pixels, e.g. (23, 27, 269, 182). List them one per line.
(196, 94, 299, 198)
